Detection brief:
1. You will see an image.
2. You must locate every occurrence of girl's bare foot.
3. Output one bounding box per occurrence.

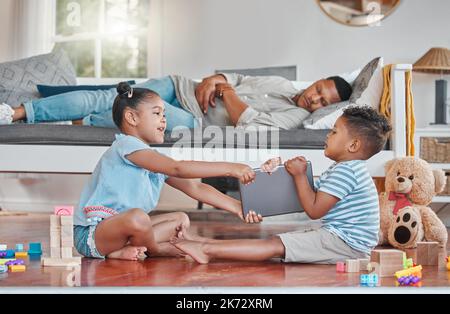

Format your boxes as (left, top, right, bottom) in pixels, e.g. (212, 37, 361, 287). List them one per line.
(172, 226, 211, 243)
(150, 242, 186, 258)
(107, 246, 147, 261)
(172, 240, 210, 264)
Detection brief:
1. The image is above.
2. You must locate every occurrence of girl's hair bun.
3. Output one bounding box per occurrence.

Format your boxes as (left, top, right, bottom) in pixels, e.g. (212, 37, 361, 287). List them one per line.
(117, 82, 132, 97)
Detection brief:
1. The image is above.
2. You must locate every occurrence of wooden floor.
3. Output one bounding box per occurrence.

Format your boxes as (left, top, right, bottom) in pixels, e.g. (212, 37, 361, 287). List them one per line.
(0, 212, 449, 290)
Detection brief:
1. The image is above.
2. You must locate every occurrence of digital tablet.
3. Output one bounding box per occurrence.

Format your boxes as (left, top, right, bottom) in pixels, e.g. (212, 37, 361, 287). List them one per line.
(239, 162, 314, 217)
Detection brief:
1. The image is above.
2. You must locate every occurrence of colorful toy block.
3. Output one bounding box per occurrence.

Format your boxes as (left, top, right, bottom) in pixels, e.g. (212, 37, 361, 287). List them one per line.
(9, 265, 26, 272)
(5, 250, 15, 258)
(0, 259, 15, 265)
(54, 206, 74, 216)
(447, 257, 450, 271)
(15, 244, 24, 252)
(397, 275, 421, 286)
(15, 251, 28, 258)
(370, 249, 404, 277)
(0, 244, 7, 251)
(345, 259, 359, 273)
(360, 274, 378, 287)
(0, 251, 7, 258)
(402, 252, 414, 269)
(417, 242, 440, 266)
(0, 265, 8, 274)
(336, 262, 346, 272)
(28, 243, 42, 255)
(395, 265, 422, 279)
(5, 259, 25, 266)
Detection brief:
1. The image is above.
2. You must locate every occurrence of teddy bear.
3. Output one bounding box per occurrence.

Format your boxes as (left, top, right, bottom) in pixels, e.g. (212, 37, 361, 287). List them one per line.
(378, 157, 448, 249)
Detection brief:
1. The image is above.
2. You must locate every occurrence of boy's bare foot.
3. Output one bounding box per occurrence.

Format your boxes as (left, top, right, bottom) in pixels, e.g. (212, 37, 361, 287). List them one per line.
(172, 226, 211, 243)
(172, 240, 210, 264)
(150, 242, 186, 258)
(107, 246, 147, 261)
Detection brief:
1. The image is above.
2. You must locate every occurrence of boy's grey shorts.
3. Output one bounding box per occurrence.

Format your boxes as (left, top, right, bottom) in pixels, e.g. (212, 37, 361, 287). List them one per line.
(278, 228, 368, 264)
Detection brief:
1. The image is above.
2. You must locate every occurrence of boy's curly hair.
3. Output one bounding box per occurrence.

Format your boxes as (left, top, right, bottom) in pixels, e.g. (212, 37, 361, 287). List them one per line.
(342, 106, 392, 159)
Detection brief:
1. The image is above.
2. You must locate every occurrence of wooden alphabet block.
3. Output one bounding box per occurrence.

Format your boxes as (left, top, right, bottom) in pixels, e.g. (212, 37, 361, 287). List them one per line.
(358, 259, 369, 271)
(417, 242, 440, 266)
(61, 237, 74, 247)
(41, 257, 81, 267)
(345, 259, 359, 273)
(61, 247, 73, 258)
(60, 215, 74, 226)
(51, 247, 61, 258)
(370, 249, 404, 277)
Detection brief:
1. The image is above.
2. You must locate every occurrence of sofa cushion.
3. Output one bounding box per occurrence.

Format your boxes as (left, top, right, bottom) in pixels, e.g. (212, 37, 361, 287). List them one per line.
(0, 49, 76, 107)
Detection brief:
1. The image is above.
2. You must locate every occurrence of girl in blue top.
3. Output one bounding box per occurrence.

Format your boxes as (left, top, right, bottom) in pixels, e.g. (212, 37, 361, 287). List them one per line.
(74, 82, 260, 261)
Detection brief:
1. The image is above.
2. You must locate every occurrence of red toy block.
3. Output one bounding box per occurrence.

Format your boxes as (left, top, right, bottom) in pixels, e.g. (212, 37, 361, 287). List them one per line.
(54, 206, 74, 216)
(336, 262, 346, 273)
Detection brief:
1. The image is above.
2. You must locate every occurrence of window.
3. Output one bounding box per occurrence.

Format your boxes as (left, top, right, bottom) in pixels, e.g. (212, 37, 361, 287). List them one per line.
(54, 0, 150, 78)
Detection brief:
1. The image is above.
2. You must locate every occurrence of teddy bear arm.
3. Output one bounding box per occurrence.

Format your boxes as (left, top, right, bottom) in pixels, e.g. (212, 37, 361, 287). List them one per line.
(420, 206, 448, 246)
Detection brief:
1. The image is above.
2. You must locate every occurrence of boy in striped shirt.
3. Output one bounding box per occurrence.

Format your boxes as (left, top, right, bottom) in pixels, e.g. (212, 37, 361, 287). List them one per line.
(173, 107, 392, 264)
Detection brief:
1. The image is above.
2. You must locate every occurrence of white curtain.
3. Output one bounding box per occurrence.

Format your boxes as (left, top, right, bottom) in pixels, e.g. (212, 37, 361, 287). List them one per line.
(13, 0, 55, 59)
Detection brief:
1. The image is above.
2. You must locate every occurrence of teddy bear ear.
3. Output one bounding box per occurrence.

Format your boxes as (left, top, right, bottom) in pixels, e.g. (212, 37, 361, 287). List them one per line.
(385, 159, 398, 174)
(433, 169, 446, 194)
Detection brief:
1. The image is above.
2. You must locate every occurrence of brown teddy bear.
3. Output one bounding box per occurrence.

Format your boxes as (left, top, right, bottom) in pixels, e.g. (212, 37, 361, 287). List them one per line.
(378, 157, 448, 249)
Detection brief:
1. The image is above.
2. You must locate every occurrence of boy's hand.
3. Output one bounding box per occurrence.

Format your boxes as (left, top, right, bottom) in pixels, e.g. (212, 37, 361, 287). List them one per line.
(260, 157, 282, 175)
(232, 164, 256, 185)
(244, 210, 263, 224)
(285, 156, 308, 177)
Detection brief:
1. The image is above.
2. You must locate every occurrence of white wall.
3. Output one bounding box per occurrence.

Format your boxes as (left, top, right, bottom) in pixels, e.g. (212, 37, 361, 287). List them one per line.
(159, 0, 450, 127)
(0, 0, 15, 62)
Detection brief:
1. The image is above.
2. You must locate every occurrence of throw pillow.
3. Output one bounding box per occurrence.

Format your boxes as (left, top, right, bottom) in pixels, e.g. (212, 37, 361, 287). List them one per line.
(349, 57, 384, 109)
(303, 101, 350, 130)
(0, 49, 76, 107)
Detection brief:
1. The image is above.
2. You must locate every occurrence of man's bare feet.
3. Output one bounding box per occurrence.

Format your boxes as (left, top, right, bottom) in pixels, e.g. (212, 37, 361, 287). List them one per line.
(107, 246, 147, 261)
(172, 240, 210, 264)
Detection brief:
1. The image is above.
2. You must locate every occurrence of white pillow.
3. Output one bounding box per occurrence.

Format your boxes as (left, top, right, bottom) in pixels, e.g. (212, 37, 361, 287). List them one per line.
(349, 57, 384, 109)
(303, 101, 350, 130)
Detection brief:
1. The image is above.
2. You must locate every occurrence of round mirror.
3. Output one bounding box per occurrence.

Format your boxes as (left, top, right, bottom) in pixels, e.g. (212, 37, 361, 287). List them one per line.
(317, 0, 401, 27)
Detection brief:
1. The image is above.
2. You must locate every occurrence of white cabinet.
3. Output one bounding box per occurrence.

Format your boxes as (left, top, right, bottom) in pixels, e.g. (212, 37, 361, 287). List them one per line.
(414, 126, 450, 203)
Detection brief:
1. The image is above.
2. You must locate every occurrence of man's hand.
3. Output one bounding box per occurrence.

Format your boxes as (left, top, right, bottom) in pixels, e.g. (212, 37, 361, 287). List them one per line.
(195, 74, 227, 114)
(285, 156, 308, 177)
(260, 157, 282, 175)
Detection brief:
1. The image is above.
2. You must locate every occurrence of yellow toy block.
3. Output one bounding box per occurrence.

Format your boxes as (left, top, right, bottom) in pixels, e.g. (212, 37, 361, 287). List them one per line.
(9, 265, 26, 272)
(395, 265, 423, 279)
(15, 252, 28, 258)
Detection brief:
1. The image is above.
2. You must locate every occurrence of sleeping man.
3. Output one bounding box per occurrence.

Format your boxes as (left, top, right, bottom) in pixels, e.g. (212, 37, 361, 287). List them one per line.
(0, 73, 352, 130)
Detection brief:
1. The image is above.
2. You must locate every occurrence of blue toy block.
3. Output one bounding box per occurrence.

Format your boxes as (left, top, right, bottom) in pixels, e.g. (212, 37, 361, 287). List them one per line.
(368, 274, 379, 287)
(15, 244, 24, 252)
(360, 274, 369, 287)
(28, 242, 42, 255)
(5, 250, 15, 258)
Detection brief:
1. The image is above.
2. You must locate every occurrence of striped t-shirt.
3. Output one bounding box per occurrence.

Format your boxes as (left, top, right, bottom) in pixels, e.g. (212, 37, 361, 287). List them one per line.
(316, 160, 379, 255)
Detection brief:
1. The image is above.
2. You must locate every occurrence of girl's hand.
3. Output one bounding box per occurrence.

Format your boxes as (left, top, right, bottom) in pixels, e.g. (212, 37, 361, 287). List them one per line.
(232, 164, 256, 185)
(260, 157, 282, 175)
(285, 156, 308, 177)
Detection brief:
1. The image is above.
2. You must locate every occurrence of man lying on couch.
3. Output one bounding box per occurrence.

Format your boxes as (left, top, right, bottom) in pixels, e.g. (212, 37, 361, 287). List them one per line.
(0, 73, 352, 131)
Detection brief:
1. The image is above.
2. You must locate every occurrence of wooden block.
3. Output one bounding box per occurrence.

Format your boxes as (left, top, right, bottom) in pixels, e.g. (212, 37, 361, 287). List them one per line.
(50, 231, 61, 248)
(405, 248, 417, 264)
(417, 242, 440, 266)
(60, 216, 74, 226)
(61, 237, 74, 247)
(438, 251, 448, 270)
(15, 251, 28, 258)
(61, 225, 73, 238)
(370, 249, 404, 277)
(51, 247, 61, 258)
(61, 247, 73, 258)
(345, 259, 359, 273)
(41, 257, 82, 267)
(9, 265, 26, 272)
(358, 259, 369, 271)
(50, 215, 61, 228)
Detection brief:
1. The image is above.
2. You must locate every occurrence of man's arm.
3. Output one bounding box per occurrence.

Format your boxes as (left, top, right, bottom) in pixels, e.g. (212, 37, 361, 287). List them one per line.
(216, 84, 249, 126)
(195, 74, 228, 114)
